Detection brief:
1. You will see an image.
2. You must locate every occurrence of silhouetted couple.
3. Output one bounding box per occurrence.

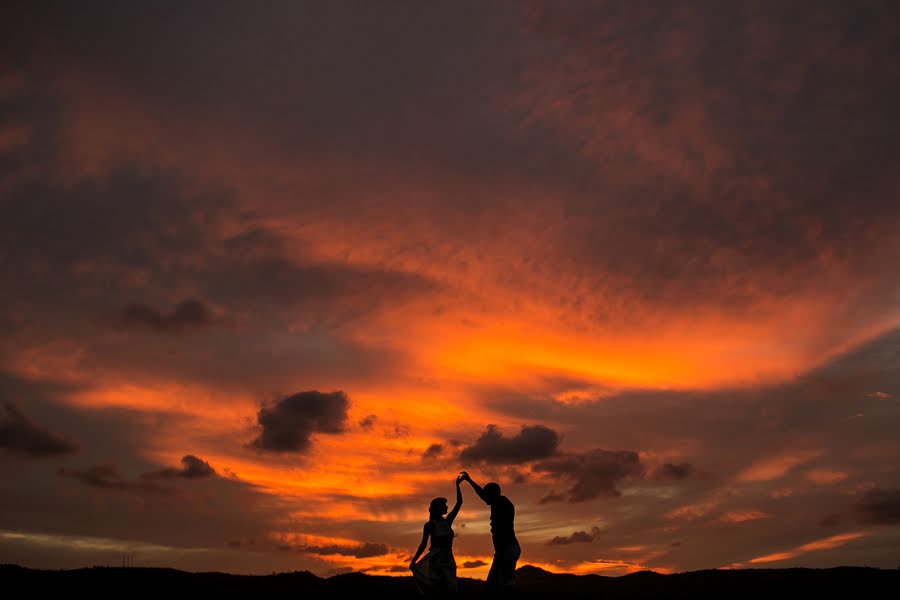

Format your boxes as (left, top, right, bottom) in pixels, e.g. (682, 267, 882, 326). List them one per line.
(410, 471, 520, 597)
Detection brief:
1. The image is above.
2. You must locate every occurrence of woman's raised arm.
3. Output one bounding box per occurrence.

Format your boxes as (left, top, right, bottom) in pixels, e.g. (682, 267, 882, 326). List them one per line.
(446, 475, 464, 525)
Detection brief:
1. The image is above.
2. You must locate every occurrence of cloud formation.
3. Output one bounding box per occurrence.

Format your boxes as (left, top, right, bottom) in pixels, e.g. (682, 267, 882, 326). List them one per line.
(462, 560, 487, 568)
(460, 424, 559, 464)
(0, 404, 77, 458)
(288, 542, 390, 559)
(538, 490, 567, 505)
(115, 299, 214, 333)
(658, 462, 694, 480)
(548, 527, 601, 545)
(534, 450, 644, 502)
(250, 391, 349, 453)
(422, 443, 443, 461)
(58, 464, 170, 493)
(144, 455, 216, 479)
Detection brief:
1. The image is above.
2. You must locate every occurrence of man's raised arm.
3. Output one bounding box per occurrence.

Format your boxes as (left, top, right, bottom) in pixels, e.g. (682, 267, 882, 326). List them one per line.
(459, 471, 488, 504)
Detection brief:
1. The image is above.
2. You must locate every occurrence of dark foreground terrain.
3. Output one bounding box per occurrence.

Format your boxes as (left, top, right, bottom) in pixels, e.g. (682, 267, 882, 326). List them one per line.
(3, 563, 898, 599)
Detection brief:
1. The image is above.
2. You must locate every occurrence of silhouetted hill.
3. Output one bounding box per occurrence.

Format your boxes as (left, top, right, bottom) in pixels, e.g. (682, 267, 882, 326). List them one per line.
(2, 563, 897, 599)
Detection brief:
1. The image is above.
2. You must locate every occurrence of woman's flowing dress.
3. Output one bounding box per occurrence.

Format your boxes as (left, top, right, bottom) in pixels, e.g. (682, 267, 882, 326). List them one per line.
(411, 518, 457, 595)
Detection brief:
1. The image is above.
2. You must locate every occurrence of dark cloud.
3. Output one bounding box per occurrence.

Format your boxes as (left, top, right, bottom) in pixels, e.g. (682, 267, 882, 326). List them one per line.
(533, 449, 644, 502)
(115, 299, 214, 333)
(538, 490, 567, 505)
(384, 565, 409, 573)
(422, 443, 443, 460)
(286, 542, 389, 559)
(462, 560, 488, 568)
(658, 462, 694, 480)
(0, 403, 77, 458)
(143, 454, 216, 479)
(548, 527, 600, 545)
(358, 414, 377, 430)
(250, 391, 349, 453)
(459, 424, 559, 464)
(58, 463, 171, 493)
(856, 488, 900, 525)
(383, 423, 411, 439)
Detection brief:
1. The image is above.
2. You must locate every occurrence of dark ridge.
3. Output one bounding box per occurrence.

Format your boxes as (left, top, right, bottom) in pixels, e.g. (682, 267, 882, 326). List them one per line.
(1, 564, 897, 599)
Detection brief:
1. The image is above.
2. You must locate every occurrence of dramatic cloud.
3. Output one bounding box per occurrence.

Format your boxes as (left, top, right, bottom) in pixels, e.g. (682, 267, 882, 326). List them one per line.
(856, 488, 900, 525)
(538, 491, 567, 505)
(719, 510, 768, 523)
(0, 404, 77, 458)
(2, 0, 900, 576)
(422, 443, 443, 461)
(459, 425, 559, 464)
(250, 391, 349, 453)
(143, 455, 216, 479)
(548, 527, 600, 545)
(658, 462, 694, 480)
(288, 542, 390, 559)
(534, 450, 644, 502)
(115, 299, 214, 333)
(384, 565, 409, 573)
(358, 415, 377, 430)
(58, 464, 170, 493)
(462, 560, 487, 568)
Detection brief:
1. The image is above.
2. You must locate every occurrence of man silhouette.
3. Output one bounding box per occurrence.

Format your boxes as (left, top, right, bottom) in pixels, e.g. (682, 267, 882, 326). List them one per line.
(459, 471, 520, 594)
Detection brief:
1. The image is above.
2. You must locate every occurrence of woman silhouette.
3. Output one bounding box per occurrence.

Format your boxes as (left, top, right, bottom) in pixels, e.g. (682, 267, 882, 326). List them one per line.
(410, 474, 464, 597)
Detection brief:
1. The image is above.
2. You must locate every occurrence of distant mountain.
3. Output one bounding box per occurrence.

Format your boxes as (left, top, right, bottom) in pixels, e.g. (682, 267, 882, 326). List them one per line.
(2, 563, 897, 599)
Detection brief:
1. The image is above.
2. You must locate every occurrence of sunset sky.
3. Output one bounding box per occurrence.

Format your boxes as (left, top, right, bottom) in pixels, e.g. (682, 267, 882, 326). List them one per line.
(2, 1, 899, 577)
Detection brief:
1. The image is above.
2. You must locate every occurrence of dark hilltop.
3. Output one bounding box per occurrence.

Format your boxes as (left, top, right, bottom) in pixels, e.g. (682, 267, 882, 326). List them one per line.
(3, 563, 897, 599)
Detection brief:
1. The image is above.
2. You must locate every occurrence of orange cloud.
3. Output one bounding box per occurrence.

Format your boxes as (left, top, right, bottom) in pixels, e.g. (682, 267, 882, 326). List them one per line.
(736, 450, 822, 483)
(740, 533, 865, 566)
(665, 490, 734, 521)
(805, 469, 848, 485)
(719, 509, 768, 523)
